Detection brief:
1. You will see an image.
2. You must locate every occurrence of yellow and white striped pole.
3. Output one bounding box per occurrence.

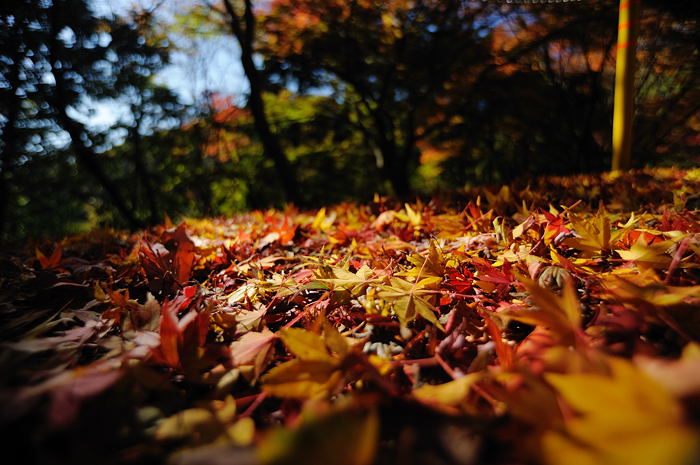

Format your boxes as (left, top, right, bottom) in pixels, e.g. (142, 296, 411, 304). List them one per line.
(611, 0, 640, 171)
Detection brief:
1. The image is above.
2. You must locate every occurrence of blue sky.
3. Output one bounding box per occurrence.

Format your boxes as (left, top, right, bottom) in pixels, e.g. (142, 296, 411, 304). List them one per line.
(86, 0, 247, 129)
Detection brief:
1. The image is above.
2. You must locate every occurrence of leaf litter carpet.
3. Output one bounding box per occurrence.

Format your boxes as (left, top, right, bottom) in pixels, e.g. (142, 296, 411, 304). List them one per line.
(1, 168, 700, 465)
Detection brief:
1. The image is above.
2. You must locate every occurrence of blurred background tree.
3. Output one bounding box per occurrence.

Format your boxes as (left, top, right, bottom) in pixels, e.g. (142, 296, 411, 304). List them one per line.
(1, 0, 697, 241)
(0, 0, 177, 238)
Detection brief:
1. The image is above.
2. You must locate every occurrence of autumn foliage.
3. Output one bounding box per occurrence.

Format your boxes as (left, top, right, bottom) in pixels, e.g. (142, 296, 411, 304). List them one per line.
(2, 169, 700, 465)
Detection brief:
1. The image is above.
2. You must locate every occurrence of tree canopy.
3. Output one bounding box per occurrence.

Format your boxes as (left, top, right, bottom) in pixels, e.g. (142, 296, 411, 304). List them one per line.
(0, 0, 697, 240)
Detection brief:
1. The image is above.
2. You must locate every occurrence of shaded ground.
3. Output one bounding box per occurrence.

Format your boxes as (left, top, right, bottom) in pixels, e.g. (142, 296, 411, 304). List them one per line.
(1, 168, 700, 465)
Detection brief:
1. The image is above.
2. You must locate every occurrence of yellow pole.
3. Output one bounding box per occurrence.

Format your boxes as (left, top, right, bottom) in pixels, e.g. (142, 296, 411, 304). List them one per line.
(612, 0, 640, 171)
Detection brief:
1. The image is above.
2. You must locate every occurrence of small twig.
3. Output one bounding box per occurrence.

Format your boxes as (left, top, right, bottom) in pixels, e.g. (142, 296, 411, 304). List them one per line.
(239, 392, 267, 418)
(664, 236, 689, 285)
(434, 352, 457, 380)
(283, 306, 312, 328)
(471, 383, 505, 414)
(391, 357, 438, 367)
(465, 209, 493, 232)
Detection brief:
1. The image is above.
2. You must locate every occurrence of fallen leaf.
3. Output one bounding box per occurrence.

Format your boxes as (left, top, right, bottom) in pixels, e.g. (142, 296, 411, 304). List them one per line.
(543, 357, 698, 465)
(258, 406, 378, 465)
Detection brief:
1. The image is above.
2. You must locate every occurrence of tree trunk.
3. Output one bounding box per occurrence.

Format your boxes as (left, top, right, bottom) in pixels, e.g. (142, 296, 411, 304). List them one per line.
(221, 0, 300, 205)
(369, 108, 410, 199)
(192, 121, 213, 216)
(378, 142, 410, 200)
(49, 81, 141, 228)
(46, 13, 142, 229)
(611, 0, 639, 171)
(130, 116, 160, 224)
(54, 105, 143, 229)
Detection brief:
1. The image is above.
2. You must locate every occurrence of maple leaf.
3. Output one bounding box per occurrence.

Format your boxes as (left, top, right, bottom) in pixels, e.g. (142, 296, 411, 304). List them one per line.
(463, 201, 493, 232)
(602, 270, 700, 338)
(261, 320, 354, 399)
(170, 225, 197, 284)
(637, 343, 700, 398)
(214, 306, 266, 335)
(444, 264, 474, 294)
(619, 229, 666, 248)
(259, 216, 297, 247)
(617, 238, 674, 269)
(543, 214, 570, 246)
(230, 328, 276, 378)
(498, 277, 581, 345)
(258, 405, 379, 465)
(405, 239, 448, 279)
(542, 358, 697, 465)
(155, 396, 254, 447)
(413, 373, 482, 410)
(565, 208, 635, 257)
(395, 203, 422, 230)
(603, 271, 700, 308)
(378, 277, 443, 329)
(35, 246, 63, 269)
(278, 327, 333, 361)
(322, 319, 352, 358)
(481, 312, 516, 369)
(139, 224, 197, 294)
(512, 215, 537, 240)
(152, 286, 211, 373)
(7, 359, 123, 428)
(4, 317, 103, 353)
(311, 207, 336, 231)
(103, 288, 160, 331)
(261, 358, 345, 399)
(316, 264, 377, 296)
(472, 257, 514, 286)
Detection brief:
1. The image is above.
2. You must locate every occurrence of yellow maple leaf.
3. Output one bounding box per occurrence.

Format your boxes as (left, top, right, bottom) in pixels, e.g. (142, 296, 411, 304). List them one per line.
(499, 277, 581, 345)
(316, 264, 377, 296)
(155, 396, 252, 447)
(617, 239, 674, 269)
(565, 208, 634, 257)
(262, 358, 344, 399)
(279, 328, 332, 362)
(413, 373, 482, 408)
(405, 239, 449, 279)
(262, 319, 354, 399)
(604, 271, 700, 307)
(258, 406, 378, 465)
(378, 277, 443, 329)
(542, 357, 697, 465)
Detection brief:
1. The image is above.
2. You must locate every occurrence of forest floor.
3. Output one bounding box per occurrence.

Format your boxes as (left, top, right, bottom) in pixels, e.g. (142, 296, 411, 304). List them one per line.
(1, 168, 700, 465)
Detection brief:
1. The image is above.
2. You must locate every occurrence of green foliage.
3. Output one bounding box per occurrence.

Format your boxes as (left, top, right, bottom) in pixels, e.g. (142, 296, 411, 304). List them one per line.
(0, 0, 179, 240)
(2, 0, 697, 240)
